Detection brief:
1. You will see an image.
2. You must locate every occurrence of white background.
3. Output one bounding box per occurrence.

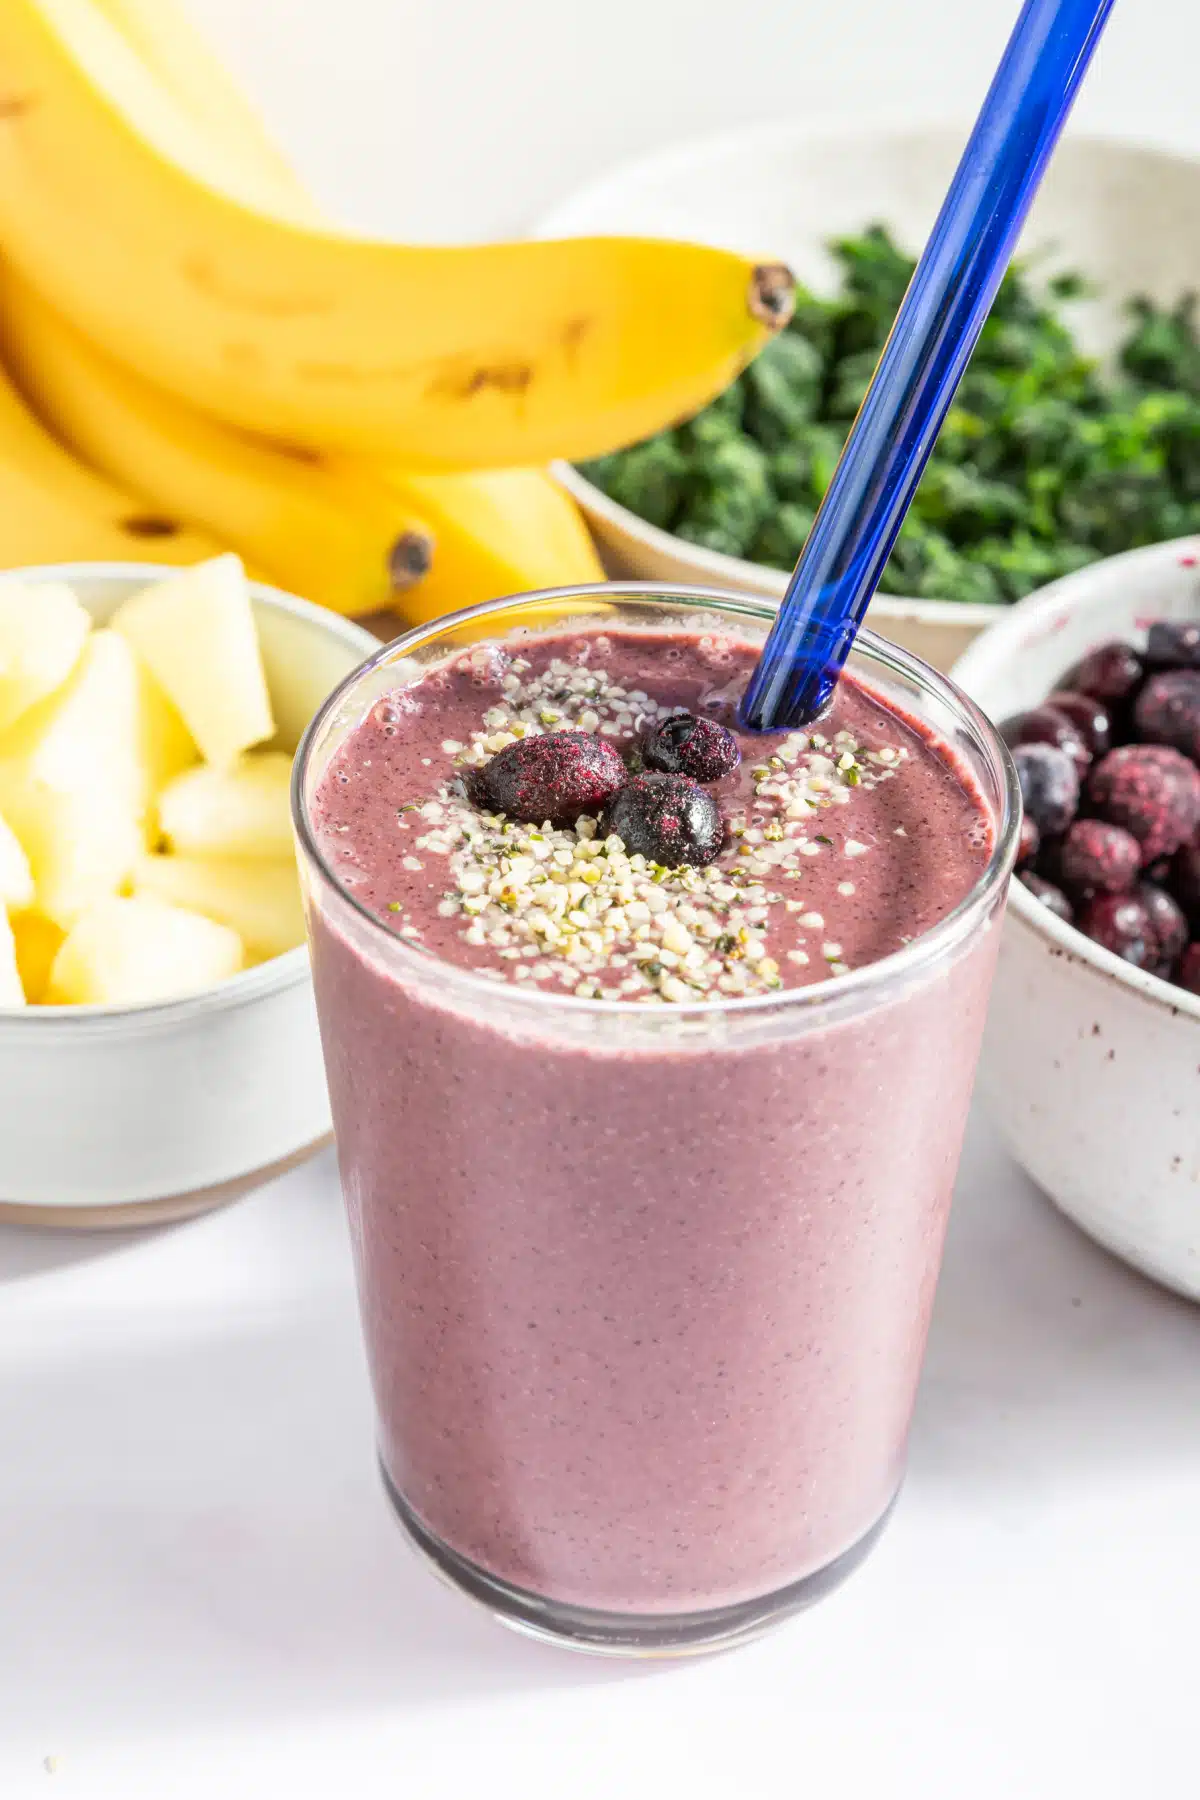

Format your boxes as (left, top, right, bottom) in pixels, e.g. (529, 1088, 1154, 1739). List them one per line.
(196, 0, 1196, 242)
(3, 1, 1200, 1796)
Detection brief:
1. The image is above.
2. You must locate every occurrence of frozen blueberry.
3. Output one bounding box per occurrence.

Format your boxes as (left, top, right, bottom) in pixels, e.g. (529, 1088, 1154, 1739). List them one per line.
(1059, 819, 1141, 895)
(1132, 670, 1200, 763)
(1087, 744, 1200, 864)
(602, 773, 724, 868)
(1019, 872, 1074, 923)
(1146, 619, 1200, 671)
(1033, 832, 1068, 887)
(1177, 942, 1200, 995)
(468, 730, 627, 826)
(1138, 881, 1188, 971)
(1011, 742, 1080, 837)
(1000, 705, 1091, 775)
(640, 711, 741, 781)
(1046, 690, 1113, 760)
(1017, 814, 1040, 867)
(1061, 641, 1144, 704)
(1167, 839, 1200, 924)
(1078, 892, 1158, 968)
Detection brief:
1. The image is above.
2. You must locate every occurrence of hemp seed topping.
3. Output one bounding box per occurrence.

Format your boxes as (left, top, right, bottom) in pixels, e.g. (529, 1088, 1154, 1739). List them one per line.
(371, 648, 910, 1003)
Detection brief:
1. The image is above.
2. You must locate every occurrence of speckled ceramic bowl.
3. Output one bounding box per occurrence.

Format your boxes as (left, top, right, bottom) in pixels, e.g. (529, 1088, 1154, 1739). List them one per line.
(540, 124, 1200, 673)
(953, 538, 1200, 1300)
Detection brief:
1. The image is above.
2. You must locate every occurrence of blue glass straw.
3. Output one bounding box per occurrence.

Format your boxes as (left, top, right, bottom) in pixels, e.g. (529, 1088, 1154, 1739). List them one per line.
(740, 0, 1116, 733)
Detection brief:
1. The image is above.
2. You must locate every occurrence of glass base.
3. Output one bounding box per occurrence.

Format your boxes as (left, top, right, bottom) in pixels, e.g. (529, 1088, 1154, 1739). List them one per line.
(381, 1462, 897, 1659)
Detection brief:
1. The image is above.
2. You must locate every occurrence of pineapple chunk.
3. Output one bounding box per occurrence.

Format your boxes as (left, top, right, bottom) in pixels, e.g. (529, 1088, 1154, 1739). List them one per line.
(0, 580, 92, 734)
(46, 895, 243, 1006)
(8, 790, 142, 933)
(0, 808, 34, 912)
(158, 750, 293, 861)
(111, 555, 274, 769)
(0, 908, 24, 1007)
(135, 854, 305, 961)
(0, 632, 145, 927)
(11, 911, 64, 1002)
(136, 656, 198, 804)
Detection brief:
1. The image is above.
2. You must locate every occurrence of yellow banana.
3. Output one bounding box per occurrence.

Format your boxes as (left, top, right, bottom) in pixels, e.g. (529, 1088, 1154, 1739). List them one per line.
(0, 269, 606, 618)
(378, 467, 605, 626)
(81, 0, 610, 625)
(0, 0, 793, 470)
(0, 272, 442, 617)
(0, 342, 221, 570)
(80, 0, 610, 622)
(4, 4, 607, 619)
(88, 0, 321, 220)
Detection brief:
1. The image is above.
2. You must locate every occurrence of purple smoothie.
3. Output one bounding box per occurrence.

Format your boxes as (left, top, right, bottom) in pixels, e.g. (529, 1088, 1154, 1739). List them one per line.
(304, 622, 1002, 1623)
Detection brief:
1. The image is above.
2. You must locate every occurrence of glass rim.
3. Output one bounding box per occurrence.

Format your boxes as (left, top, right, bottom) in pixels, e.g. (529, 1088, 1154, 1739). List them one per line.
(292, 582, 1021, 1022)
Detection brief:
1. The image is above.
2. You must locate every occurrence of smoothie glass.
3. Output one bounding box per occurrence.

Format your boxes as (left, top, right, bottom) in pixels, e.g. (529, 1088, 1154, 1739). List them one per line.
(293, 585, 1019, 1657)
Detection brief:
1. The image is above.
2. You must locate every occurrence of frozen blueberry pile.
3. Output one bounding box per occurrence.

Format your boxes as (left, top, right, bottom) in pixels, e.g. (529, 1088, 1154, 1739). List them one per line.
(1005, 619, 1200, 994)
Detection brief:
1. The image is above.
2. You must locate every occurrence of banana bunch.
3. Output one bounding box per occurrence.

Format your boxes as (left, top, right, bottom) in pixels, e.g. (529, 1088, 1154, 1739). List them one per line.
(0, 350, 222, 571)
(0, 0, 792, 619)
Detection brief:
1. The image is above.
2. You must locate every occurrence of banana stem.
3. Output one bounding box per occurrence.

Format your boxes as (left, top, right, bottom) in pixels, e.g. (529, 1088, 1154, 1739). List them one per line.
(748, 265, 796, 330)
(388, 528, 436, 592)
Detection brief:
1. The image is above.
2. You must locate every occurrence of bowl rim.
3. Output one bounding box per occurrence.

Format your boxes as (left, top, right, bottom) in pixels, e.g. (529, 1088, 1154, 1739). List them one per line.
(951, 533, 1200, 1026)
(0, 560, 379, 1030)
(540, 120, 1200, 629)
(535, 115, 1200, 238)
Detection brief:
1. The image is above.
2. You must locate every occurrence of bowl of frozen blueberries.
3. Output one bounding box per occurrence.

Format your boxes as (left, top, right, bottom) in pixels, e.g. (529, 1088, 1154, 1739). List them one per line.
(953, 536, 1200, 1300)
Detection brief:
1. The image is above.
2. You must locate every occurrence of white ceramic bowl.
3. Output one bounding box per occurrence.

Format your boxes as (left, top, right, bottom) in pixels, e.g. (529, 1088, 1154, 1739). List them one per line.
(0, 564, 377, 1227)
(952, 538, 1200, 1300)
(540, 124, 1200, 672)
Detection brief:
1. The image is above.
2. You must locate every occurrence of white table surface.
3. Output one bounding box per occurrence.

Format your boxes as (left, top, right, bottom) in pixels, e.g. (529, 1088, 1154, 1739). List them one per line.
(2, 1113, 1199, 1798)
(5, 0, 1200, 1793)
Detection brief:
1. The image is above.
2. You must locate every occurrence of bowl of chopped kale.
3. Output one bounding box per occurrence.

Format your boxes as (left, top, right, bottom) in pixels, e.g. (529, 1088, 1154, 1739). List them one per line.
(541, 124, 1200, 670)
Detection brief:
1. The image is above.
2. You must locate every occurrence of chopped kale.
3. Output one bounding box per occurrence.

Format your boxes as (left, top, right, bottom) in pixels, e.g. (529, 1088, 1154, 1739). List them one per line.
(579, 225, 1200, 605)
